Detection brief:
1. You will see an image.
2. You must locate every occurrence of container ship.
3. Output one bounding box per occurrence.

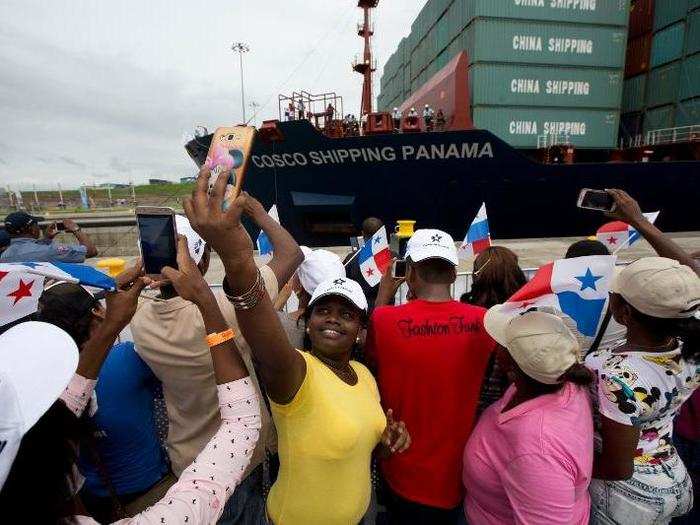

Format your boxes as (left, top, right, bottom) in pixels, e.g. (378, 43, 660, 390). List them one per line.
(186, 0, 699, 247)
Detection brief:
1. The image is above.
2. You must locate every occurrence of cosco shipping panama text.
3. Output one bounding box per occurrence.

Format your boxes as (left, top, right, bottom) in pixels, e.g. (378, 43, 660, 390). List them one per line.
(250, 142, 494, 168)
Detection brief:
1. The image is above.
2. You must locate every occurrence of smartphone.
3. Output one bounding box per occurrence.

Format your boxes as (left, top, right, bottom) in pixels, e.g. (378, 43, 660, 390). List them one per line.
(577, 189, 616, 212)
(136, 207, 178, 277)
(205, 126, 256, 208)
(392, 259, 407, 279)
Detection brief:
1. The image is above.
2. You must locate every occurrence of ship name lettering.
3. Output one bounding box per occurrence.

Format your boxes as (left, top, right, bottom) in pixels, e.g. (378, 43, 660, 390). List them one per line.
(544, 121, 587, 136)
(510, 121, 538, 135)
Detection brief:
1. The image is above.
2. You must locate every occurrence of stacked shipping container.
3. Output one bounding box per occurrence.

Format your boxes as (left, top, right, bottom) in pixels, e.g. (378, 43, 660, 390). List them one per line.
(378, 0, 629, 148)
(621, 0, 700, 143)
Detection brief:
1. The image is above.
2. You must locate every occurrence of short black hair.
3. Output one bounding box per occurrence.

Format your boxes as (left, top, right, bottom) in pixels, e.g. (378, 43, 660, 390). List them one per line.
(361, 217, 383, 238)
(410, 258, 456, 284)
(565, 239, 610, 259)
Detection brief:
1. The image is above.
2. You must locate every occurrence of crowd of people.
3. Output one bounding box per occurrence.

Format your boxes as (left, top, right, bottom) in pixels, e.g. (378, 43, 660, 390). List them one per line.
(0, 172, 698, 525)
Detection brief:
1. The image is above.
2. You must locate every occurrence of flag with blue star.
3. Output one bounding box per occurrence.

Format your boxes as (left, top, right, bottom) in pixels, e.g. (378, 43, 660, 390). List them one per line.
(501, 255, 617, 340)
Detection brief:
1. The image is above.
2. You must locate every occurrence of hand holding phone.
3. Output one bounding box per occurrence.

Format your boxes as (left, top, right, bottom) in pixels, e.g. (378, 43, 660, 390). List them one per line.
(136, 207, 178, 278)
(392, 259, 407, 279)
(577, 189, 616, 212)
(204, 126, 256, 208)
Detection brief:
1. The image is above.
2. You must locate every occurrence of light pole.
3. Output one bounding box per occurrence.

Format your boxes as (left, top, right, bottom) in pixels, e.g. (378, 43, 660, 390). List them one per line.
(231, 42, 250, 123)
(249, 101, 260, 126)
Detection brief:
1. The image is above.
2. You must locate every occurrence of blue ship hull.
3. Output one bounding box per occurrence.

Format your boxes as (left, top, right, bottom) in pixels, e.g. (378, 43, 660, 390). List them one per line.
(187, 121, 698, 246)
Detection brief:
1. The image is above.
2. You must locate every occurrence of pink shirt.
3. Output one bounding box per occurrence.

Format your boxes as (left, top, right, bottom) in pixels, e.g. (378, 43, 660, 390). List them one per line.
(463, 383, 593, 525)
(59, 373, 261, 525)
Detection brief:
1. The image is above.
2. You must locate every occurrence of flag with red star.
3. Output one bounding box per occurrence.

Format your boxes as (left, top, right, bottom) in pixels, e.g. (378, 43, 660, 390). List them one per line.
(357, 226, 391, 287)
(501, 255, 617, 340)
(596, 212, 660, 252)
(0, 268, 45, 327)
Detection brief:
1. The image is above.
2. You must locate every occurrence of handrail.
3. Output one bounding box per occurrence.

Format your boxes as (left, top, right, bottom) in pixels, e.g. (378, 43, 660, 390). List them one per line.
(537, 134, 572, 149)
(645, 125, 700, 146)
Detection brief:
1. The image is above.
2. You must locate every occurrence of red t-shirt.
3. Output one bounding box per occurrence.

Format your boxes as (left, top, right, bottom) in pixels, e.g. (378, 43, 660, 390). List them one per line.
(366, 299, 495, 509)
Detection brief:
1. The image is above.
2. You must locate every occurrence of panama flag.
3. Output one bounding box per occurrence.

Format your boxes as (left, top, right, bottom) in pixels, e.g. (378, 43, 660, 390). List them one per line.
(0, 262, 116, 291)
(256, 205, 279, 259)
(459, 203, 491, 259)
(597, 212, 660, 252)
(357, 226, 392, 287)
(0, 268, 45, 326)
(501, 255, 617, 339)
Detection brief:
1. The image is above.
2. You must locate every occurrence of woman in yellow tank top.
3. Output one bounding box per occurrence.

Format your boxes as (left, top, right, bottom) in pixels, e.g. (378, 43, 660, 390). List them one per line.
(182, 174, 411, 525)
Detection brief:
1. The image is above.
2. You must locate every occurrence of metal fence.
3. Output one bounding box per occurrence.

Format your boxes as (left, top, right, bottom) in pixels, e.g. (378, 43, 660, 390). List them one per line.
(646, 125, 700, 146)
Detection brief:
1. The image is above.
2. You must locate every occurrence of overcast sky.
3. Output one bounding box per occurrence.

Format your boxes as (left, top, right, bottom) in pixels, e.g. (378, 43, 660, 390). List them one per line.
(0, 0, 424, 189)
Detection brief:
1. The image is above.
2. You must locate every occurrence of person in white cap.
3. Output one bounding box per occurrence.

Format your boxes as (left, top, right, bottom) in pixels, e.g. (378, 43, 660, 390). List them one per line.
(365, 228, 495, 523)
(294, 248, 346, 316)
(178, 172, 411, 524)
(463, 308, 595, 524)
(1, 238, 262, 523)
(130, 201, 303, 524)
(586, 257, 700, 524)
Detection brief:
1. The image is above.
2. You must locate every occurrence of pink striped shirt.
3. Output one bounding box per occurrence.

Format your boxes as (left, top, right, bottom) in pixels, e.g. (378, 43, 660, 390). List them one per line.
(59, 373, 260, 525)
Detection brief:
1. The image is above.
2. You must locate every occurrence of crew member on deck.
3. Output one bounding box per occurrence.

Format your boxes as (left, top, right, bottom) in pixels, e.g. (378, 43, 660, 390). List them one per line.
(392, 107, 401, 131)
(423, 104, 435, 132)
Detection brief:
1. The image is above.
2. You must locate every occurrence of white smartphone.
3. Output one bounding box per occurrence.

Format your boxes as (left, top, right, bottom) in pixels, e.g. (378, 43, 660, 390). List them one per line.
(577, 189, 616, 212)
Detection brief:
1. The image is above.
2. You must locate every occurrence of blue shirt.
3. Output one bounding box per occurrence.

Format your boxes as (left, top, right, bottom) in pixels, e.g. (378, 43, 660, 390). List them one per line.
(79, 342, 169, 497)
(0, 237, 87, 263)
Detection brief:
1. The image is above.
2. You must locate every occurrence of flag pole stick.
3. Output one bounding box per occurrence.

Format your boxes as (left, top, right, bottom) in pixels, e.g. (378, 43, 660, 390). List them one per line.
(343, 247, 363, 267)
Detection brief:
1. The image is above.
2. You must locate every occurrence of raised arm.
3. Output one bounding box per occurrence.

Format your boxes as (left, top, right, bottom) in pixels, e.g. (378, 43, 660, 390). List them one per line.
(63, 218, 98, 258)
(162, 235, 248, 384)
(243, 193, 304, 289)
(606, 189, 700, 275)
(183, 168, 306, 404)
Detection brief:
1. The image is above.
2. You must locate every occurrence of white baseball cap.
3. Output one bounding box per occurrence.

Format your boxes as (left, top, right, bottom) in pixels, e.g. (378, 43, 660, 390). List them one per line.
(484, 306, 580, 385)
(0, 322, 79, 489)
(297, 249, 346, 295)
(405, 229, 459, 266)
(611, 257, 700, 319)
(175, 215, 206, 264)
(309, 277, 368, 313)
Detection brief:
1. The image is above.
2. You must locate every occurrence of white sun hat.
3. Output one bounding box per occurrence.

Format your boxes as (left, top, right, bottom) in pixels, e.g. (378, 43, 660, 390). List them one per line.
(309, 277, 368, 313)
(175, 215, 206, 264)
(0, 322, 79, 489)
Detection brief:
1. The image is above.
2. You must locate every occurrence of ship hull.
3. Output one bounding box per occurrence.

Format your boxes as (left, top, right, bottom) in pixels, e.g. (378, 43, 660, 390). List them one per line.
(187, 121, 698, 246)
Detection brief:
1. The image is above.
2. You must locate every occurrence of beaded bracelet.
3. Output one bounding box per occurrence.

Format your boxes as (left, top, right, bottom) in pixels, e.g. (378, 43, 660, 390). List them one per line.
(225, 269, 266, 310)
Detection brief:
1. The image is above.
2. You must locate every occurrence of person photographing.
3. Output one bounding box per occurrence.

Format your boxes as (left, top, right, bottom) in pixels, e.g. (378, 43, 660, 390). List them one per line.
(180, 167, 411, 525)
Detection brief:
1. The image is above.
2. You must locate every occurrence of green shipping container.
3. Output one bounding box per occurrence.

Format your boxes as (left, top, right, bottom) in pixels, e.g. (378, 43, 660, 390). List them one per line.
(676, 97, 700, 126)
(687, 11, 700, 55)
(651, 22, 686, 68)
(653, 0, 688, 31)
(468, 63, 623, 108)
(461, 19, 627, 68)
(622, 74, 647, 112)
(464, 0, 629, 27)
(644, 104, 676, 133)
(680, 52, 700, 99)
(471, 106, 619, 148)
(647, 61, 681, 107)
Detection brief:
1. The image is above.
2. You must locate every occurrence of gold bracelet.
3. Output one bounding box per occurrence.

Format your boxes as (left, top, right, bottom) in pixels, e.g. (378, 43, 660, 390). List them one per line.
(225, 269, 266, 310)
(206, 328, 236, 348)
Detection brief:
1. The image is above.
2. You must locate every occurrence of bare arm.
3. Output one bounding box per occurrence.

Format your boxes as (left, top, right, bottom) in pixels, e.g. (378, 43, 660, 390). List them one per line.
(76, 265, 146, 378)
(606, 189, 700, 275)
(244, 193, 304, 290)
(592, 415, 640, 480)
(184, 170, 306, 403)
(63, 219, 98, 258)
(162, 236, 249, 384)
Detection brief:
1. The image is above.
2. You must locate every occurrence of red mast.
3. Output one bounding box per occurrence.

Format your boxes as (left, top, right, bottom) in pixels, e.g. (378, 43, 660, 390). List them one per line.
(353, 0, 379, 117)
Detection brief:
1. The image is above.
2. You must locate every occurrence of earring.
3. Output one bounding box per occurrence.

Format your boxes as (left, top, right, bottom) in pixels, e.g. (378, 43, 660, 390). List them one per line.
(355, 336, 361, 344)
(306, 327, 310, 335)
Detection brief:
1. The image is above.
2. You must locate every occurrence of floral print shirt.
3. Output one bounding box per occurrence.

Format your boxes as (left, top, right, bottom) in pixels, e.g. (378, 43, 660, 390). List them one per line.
(585, 344, 699, 465)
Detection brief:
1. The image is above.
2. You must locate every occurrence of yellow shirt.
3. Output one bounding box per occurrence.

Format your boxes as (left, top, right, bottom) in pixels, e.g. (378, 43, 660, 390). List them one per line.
(267, 351, 387, 525)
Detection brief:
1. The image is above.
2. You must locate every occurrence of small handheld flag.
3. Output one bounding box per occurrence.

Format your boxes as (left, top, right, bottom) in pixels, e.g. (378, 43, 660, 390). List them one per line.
(357, 227, 392, 287)
(256, 205, 279, 258)
(459, 203, 491, 259)
(501, 255, 617, 340)
(597, 211, 660, 253)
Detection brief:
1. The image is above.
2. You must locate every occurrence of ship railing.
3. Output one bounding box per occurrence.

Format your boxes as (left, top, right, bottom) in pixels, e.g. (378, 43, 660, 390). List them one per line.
(620, 134, 645, 149)
(645, 125, 700, 146)
(537, 134, 572, 149)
